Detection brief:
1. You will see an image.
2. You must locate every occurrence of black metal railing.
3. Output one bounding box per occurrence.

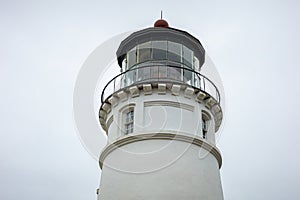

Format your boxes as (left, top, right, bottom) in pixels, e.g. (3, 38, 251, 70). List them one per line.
(101, 64, 220, 103)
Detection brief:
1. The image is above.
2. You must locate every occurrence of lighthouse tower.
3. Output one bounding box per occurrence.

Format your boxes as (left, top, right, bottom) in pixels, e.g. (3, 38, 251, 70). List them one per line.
(98, 19, 224, 200)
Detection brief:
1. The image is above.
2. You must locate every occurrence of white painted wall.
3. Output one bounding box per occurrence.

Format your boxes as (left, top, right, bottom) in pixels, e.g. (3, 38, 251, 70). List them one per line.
(99, 89, 222, 199)
(99, 140, 223, 200)
(107, 90, 216, 144)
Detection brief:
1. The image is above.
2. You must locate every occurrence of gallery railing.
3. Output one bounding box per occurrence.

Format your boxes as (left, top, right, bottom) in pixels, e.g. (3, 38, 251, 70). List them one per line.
(101, 64, 220, 103)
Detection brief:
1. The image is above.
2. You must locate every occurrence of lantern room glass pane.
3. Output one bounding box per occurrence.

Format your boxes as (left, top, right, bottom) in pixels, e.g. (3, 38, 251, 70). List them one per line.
(194, 56, 200, 72)
(138, 42, 151, 63)
(183, 69, 192, 84)
(167, 66, 182, 81)
(151, 66, 159, 79)
(193, 57, 200, 87)
(127, 47, 137, 69)
(183, 45, 193, 68)
(158, 64, 167, 79)
(167, 41, 181, 63)
(137, 67, 151, 81)
(125, 70, 136, 86)
(152, 41, 167, 60)
(121, 58, 127, 72)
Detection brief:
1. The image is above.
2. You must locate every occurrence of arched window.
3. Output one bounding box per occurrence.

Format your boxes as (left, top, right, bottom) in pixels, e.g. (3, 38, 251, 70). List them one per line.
(202, 111, 211, 139)
(125, 109, 134, 134)
(120, 104, 135, 135)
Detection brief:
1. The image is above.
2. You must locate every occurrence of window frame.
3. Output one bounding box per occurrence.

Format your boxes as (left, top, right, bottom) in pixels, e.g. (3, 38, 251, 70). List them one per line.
(201, 111, 211, 139)
(120, 104, 135, 135)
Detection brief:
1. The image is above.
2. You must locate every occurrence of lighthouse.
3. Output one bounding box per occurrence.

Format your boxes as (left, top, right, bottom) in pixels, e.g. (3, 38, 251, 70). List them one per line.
(98, 19, 224, 200)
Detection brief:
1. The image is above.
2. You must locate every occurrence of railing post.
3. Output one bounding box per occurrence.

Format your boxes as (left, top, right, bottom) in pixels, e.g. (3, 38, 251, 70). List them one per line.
(158, 65, 160, 82)
(113, 79, 116, 92)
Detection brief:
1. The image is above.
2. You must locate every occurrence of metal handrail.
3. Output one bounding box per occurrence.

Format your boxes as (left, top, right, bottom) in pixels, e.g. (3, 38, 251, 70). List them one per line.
(101, 64, 220, 104)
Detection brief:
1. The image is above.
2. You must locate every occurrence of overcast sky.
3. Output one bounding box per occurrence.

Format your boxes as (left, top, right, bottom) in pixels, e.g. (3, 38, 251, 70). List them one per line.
(1, 0, 300, 199)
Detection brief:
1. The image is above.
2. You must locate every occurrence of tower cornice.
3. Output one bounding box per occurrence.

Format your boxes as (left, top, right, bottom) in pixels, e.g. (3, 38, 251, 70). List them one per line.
(99, 82, 222, 133)
(99, 132, 222, 170)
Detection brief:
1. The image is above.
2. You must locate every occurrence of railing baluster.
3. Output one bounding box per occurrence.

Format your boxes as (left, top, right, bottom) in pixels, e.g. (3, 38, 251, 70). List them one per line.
(203, 77, 206, 91)
(158, 65, 160, 82)
(113, 78, 116, 92)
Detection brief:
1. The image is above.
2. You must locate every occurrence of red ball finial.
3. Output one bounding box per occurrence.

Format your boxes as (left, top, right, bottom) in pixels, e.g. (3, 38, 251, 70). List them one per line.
(154, 11, 169, 28)
(154, 19, 169, 28)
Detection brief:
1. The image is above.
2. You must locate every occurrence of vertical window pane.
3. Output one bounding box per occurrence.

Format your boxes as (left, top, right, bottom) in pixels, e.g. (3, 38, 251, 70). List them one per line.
(167, 66, 181, 81)
(202, 112, 210, 139)
(138, 42, 151, 63)
(126, 123, 133, 135)
(152, 41, 167, 60)
(183, 69, 192, 84)
(183, 45, 193, 68)
(194, 73, 201, 88)
(167, 41, 181, 63)
(129, 123, 133, 133)
(202, 118, 207, 139)
(137, 67, 151, 81)
(202, 118, 207, 130)
(151, 66, 159, 79)
(127, 48, 137, 68)
(126, 110, 134, 123)
(125, 110, 134, 134)
(125, 70, 136, 86)
(121, 58, 127, 72)
(158, 65, 167, 78)
(193, 57, 200, 87)
(194, 56, 200, 72)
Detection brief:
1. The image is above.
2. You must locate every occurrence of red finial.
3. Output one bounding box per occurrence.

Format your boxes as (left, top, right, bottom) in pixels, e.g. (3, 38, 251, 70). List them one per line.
(154, 19, 169, 28)
(154, 10, 169, 28)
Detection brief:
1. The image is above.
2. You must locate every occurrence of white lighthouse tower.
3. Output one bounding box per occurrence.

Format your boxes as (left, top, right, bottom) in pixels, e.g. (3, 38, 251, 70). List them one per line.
(98, 19, 224, 200)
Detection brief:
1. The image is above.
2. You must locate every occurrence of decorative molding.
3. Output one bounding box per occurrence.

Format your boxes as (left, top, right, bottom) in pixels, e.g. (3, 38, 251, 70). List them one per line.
(102, 103, 111, 114)
(108, 96, 118, 107)
(143, 84, 152, 95)
(117, 91, 128, 101)
(129, 86, 139, 97)
(196, 91, 207, 102)
(144, 100, 194, 112)
(99, 82, 223, 133)
(106, 116, 113, 130)
(171, 84, 181, 96)
(184, 87, 194, 99)
(158, 83, 167, 94)
(99, 132, 222, 169)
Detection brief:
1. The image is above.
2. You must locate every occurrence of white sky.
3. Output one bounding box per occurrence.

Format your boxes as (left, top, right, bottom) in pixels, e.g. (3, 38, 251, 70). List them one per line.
(1, 0, 300, 199)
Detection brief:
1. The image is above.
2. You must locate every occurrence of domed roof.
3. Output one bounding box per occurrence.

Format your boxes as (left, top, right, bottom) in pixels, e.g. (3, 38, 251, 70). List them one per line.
(154, 19, 169, 28)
